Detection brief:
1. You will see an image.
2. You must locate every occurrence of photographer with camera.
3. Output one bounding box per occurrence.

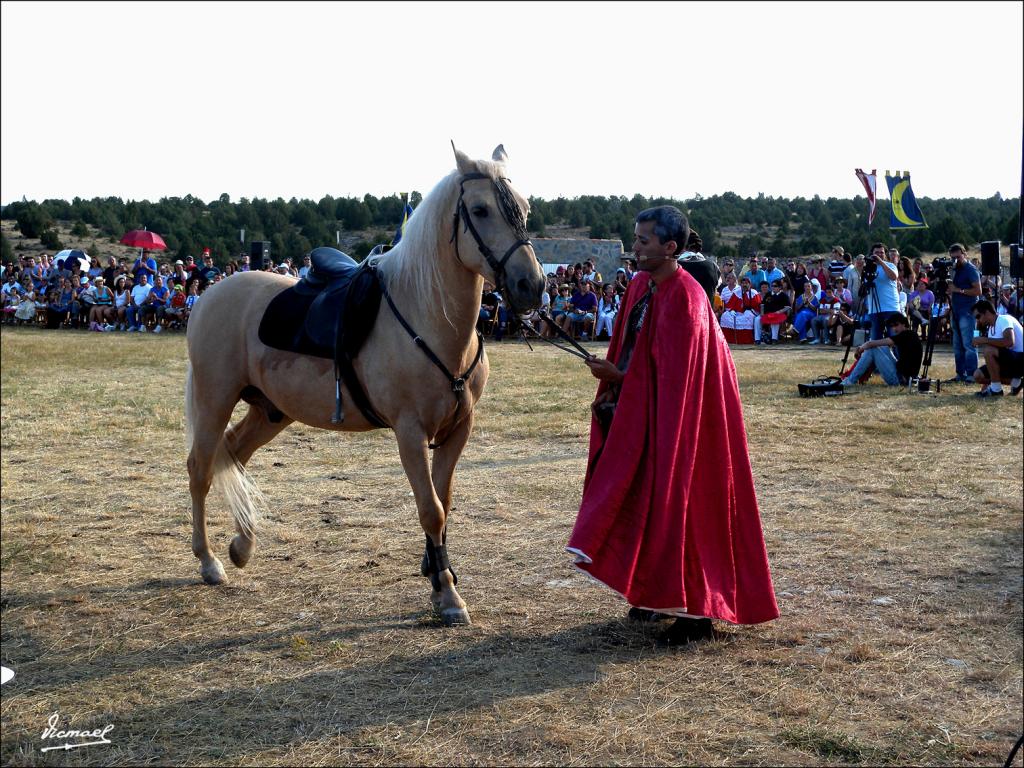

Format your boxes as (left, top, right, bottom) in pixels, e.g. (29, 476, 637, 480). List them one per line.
(942, 244, 982, 384)
(840, 313, 922, 388)
(861, 243, 901, 341)
(970, 299, 1024, 398)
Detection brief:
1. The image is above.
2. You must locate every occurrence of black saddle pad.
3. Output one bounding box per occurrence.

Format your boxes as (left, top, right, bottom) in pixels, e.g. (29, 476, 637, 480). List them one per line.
(258, 255, 383, 360)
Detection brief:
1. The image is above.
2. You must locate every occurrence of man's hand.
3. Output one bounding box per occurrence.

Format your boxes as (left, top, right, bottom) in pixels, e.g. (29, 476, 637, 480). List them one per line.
(972, 335, 986, 348)
(585, 356, 624, 384)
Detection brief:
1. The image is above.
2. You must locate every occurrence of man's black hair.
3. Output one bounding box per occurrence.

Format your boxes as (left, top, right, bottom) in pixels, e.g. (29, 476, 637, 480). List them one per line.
(885, 313, 909, 328)
(972, 299, 995, 316)
(636, 206, 689, 256)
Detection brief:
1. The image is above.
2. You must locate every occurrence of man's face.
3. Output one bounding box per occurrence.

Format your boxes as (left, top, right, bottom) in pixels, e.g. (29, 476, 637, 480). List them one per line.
(204, 257, 214, 268)
(871, 247, 886, 260)
(950, 248, 966, 263)
(888, 321, 907, 336)
(766, 258, 776, 270)
(154, 277, 163, 287)
(139, 275, 148, 285)
(632, 221, 675, 272)
(740, 278, 751, 292)
(973, 309, 993, 329)
(581, 282, 591, 293)
(771, 282, 781, 294)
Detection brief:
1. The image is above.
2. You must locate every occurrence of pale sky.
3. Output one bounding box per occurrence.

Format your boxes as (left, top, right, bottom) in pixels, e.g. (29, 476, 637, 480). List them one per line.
(1, 1, 1021, 205)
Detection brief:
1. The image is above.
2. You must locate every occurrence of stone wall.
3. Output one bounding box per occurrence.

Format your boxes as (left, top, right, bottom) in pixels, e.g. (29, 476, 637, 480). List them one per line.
(532, 238, 625, 282)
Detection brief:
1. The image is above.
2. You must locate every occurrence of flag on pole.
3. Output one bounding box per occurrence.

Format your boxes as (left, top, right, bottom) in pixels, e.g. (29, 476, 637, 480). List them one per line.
(854, 168, 877, 226)
(885, 171, 928, 229)
(390, 196, 415, 246)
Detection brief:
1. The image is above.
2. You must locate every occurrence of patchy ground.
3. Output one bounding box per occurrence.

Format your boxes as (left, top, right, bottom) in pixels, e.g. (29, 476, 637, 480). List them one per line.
(1, 328, 1021, 766)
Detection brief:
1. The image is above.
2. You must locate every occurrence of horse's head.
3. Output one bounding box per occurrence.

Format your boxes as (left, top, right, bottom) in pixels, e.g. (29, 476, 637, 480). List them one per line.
(451, 144, 545, 314)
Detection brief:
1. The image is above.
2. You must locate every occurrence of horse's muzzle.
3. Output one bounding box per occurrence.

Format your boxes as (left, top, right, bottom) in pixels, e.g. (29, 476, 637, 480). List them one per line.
(505, 273, 545, 314)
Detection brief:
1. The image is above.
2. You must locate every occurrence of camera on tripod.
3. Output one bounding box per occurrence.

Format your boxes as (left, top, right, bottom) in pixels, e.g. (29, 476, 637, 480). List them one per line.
(930, 256, 955, 298)
(859, 254, 878, 298)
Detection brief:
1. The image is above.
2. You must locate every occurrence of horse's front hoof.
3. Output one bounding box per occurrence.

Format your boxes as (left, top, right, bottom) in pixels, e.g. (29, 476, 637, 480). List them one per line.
(440, 607, 472, 626)
(201, 558, 227, 585)
(229, 535, 254, 568)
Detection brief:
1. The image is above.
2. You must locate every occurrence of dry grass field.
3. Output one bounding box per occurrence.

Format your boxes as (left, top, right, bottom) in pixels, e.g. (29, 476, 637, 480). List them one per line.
(1, 327, 1022, 767)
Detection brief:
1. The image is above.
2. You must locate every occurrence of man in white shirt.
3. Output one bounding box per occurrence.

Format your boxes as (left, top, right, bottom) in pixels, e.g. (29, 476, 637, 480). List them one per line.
(128, 274, 153, 332)
(971, 299, 1024, 397)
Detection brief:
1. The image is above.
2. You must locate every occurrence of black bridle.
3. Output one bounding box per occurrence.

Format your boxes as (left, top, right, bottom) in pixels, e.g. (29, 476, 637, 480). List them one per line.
(451, 172, 533, 300)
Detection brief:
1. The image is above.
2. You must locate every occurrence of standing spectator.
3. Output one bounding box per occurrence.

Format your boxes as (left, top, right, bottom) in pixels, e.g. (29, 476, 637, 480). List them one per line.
(613, 267, 630, 294)
(171, 260, 189, 288)
(944, 243, 983, 384)
(238, 253, 252, 272)
(127, 273, 153, 332)
(970, 299, 1024, 397)
(595, 283, 619, 340)
(182, 280, 201, 327)
(862, 243, 901, 341)
(101, 256, 118, 288)
(843, 254, 864, 312)
(298, 254, 312, 279)
(740, 255, 767, 289)
(788, 261, 810, 298)
(828, 247, 846, 281)
(996, 283, 1016, 316)
(763, 257, 785, 286)
(224, 260, 239, 278)
(807, 257, 830, 288)
(197, 249, 221, 288)
(132, 250, 158, 285)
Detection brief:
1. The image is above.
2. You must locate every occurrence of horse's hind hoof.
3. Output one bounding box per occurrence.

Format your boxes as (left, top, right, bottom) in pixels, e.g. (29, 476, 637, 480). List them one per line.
(201, 558, 227, 585)
(440, 607, 472, 626)
(229, 535, 254, 569)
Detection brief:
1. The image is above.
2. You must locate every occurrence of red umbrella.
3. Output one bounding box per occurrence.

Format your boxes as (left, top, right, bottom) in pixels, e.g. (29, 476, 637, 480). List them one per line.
(120, 229, 168, 250)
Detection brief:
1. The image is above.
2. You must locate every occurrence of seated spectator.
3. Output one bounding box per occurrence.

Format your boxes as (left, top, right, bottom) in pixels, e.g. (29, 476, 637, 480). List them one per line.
(163, 283, 188, 329)
(479, 283, 500, 333)
(2, 272, 25, 322)
(831, 301, 858, 347)
(561, 280, 598, 340)
(788, 262, 810, 298)
(841, 314, 922, 387)
(127, 274, 153, 332)
(996, 283, 1017, 316)
(13, 279, 38, 325)
(792, 281, 819, 342)
(595, 283, 619, 340)
(47, 277, 76, 328)
(720, 274, 762, 343)
(549, 283, 572, 332)
(521, 283, 551, 335)
(87, 276, 115, 331)
(760, 279, 791, 344)
(182, 280, 201, 327)
(832, 277, 852, 307)
(146, 275, 170, 333)
(907, 278, 934, 338)
(298, 255, 312, 279)
(811, 284, 842, 345)
(197, 249, 221, 288)
(112, 275, 131, 330)
(764, 257, 785, 286)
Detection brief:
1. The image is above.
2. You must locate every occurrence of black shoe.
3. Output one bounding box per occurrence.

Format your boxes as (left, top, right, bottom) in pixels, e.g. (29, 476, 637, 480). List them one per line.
(659, 617, 714, 646)
(627, 607, 671, 623)
(974, 388, 1004, 398)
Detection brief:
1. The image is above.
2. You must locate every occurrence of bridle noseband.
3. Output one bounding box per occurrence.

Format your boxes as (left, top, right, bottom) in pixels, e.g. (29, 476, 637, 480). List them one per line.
(450, 172, 533, 298)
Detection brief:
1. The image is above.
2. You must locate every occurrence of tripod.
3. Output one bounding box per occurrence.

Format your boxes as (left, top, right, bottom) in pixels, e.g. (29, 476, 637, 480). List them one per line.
(911, 294, 949, 393)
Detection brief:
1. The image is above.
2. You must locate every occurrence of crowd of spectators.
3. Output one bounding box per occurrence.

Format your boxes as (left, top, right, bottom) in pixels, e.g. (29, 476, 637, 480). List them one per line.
(1, 247, 306, 333)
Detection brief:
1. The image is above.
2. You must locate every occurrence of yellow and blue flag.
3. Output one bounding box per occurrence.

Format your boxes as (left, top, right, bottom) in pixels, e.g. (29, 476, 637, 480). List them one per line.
(390, 197, 415, 246)
(885, 171, 928, 229)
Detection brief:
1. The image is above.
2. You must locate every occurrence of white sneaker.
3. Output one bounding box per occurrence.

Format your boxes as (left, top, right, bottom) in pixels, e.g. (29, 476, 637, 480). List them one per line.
(127, 326, 137, 332)
(103, 324, 116, 332)
(153, 325, 163, 334)
(139, 326, 148, 333)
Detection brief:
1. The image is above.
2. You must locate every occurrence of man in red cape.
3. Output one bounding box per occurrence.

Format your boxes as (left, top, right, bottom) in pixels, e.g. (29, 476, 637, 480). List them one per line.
(567, 205, 779, 644)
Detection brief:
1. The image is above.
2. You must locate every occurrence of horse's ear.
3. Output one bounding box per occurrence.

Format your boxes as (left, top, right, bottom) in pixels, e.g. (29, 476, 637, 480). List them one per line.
(491, 144, 508, 164)
(451, 141, 473, 175)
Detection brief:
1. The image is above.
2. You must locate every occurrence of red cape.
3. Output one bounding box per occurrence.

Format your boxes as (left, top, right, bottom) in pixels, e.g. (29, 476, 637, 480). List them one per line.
(567, 267, 779, 625)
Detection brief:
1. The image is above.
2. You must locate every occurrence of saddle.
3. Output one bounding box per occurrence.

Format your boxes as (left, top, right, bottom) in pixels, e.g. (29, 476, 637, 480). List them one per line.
(258, 247, 386, 426)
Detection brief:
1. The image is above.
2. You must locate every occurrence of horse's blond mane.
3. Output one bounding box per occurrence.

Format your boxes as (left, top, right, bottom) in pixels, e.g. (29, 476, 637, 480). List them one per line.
(376, 158, 508, 321)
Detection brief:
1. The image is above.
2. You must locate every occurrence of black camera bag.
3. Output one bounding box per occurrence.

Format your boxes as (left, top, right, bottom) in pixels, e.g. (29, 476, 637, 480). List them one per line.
(797, 376, 845, 397)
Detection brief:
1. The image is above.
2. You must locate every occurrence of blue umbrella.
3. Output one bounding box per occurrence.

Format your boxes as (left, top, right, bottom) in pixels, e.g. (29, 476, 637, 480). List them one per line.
(53, 249, 90, 273)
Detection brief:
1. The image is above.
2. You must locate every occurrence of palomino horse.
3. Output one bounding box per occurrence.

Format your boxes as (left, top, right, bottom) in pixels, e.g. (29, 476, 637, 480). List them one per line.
(185, 145, 544, 625)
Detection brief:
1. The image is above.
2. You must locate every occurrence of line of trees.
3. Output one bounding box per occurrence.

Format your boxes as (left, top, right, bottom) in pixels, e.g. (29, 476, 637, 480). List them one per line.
(2, 190, 1017, 264)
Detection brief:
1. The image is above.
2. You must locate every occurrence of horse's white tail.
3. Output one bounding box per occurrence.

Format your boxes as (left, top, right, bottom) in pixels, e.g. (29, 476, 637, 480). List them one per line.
(185, 363, 265, 538)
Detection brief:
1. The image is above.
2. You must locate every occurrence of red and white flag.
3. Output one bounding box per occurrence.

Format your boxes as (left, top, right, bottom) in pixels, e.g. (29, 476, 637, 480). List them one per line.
(854, 168, 877, 226)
